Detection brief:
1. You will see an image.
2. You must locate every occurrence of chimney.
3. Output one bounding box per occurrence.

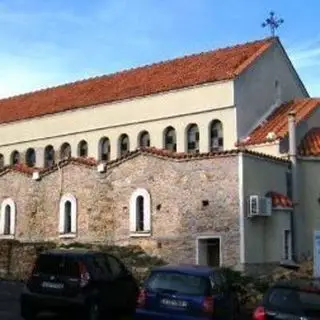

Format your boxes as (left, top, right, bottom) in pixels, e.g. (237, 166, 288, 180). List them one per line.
(288, 111, 298, 261)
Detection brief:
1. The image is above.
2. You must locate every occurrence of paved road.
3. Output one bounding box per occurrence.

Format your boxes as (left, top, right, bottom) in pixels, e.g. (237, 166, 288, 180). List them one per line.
(0, 280, 251, 319)
(0, 280, 23, 320)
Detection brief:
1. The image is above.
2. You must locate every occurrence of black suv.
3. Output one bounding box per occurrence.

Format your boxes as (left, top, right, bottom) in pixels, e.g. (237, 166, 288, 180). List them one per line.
(253, 279, 320, 319)
(20, 249, 139, 320)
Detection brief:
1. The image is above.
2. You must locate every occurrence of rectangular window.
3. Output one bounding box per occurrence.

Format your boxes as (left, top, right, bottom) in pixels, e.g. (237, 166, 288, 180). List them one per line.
(283, 229, 292, 260)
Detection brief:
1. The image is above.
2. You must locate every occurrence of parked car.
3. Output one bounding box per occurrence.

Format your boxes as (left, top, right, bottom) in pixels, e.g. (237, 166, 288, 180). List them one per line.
(20, 248, 139, 320)
(253, 278, 320, 319)
(135, 264, 239, 319)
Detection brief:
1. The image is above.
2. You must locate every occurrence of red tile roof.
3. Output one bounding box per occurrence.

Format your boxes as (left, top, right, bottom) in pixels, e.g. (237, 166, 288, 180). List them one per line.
(298, 127, 320, 156)
(266, 191, 293, 208)
(238, 98, 320, 146)
(0, 38, 276, 125)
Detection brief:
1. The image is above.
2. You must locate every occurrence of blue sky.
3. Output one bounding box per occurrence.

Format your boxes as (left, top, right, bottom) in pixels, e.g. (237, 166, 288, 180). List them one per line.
(0, 0, 319, 98)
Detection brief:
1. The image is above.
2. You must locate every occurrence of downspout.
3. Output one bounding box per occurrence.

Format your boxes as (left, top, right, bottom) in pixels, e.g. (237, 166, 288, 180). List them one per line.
(288, 111, 297, 261)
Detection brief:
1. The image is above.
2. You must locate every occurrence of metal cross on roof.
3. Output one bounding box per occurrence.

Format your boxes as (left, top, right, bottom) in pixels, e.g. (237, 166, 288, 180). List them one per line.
(262, 11, 284, 37)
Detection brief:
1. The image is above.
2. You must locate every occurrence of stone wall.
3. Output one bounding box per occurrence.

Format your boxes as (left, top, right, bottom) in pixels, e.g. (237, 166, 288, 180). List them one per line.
(0, 153, 240, 267)
(0, 240, 165, 282)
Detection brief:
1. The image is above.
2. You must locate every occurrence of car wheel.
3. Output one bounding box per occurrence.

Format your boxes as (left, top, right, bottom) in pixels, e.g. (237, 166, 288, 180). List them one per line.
(87, 302, 100, 320)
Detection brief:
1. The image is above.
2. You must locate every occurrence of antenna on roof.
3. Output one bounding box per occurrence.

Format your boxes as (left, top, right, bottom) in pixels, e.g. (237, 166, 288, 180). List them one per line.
(262, 11, 284, 37)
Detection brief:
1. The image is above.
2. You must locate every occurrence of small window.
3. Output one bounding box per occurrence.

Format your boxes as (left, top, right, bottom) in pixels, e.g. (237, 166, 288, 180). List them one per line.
(10, 150, 20, 165)
(129, 188, 151, 234)
(210, 120, 224, 152)
(78, 140, 88, 157)
(163, 126, 177, 152)
(119, 134, 130, 157)
(99, 137, 110, 161)
(3, 205, 11, 235)
(25, 148, 36, 167)
(186, 124, 199, 153)
(136, 196, 144, 231)
(64, 201, 72, 234)
(0, 198, 16, 237)
(59, 194, 77, 236)
(138, 131, 150, 148)
(60, 143, 71, 159)
(44, 145, 55, 168)
(0, 154, 4, 168)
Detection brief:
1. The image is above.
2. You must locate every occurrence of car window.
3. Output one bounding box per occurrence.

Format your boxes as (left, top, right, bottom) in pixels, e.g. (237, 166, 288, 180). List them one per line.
(146, 271, 210, 296)
(105, 255, 123, 277)
(267, 287, 320, 312)
(33, 254, 80, 277)
(90, 255, 111, 278)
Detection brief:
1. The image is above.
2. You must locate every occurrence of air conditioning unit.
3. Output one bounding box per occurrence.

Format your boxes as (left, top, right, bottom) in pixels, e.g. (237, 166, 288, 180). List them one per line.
(248, 195, 272, 218)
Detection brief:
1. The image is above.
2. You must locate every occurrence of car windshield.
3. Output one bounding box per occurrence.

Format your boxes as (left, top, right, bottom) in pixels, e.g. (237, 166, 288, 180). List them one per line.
(268, 287, 320, 313)
(146, 271, 209, 296)
(33, 254, 80, 277)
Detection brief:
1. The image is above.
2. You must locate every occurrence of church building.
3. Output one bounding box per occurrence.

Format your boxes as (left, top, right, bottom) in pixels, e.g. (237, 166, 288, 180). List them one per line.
(0, 36, 319, 273)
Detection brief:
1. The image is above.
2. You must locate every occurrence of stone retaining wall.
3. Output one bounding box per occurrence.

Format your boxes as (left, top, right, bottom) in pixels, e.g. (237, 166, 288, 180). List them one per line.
(0, 240, 166, 282)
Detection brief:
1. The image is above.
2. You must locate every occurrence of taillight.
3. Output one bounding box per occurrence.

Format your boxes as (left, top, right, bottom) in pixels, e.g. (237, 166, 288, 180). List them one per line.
(78, 262, 90, 288)
(253, 306, 266, 320)
(137, 289, 146, 308)
(203, 296, 214, 314)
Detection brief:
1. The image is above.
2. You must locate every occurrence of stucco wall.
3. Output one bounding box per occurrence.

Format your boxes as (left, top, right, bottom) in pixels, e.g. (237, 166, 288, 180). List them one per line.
(298, 158, 320, 258)
(0, 154, 240, 267)
(242, 153, 291, 263)
(0, 81, 235, 165)
(235, 41, 308, 141)
(280, 106, 320, 154)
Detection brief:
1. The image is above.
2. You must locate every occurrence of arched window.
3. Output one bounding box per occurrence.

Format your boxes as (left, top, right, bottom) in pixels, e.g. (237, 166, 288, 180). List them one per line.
(99, 137, 111, 161)
(64, 201, 72, 234)
(0, 198, 16, 237)
(210, 120, 224, 151)
(163, 126, 177, 152)
(60, 142, 71, 159)
(59, 194, 77, 237)
(118, 134, 130, 157)
(186, 124, 199, 153)
(138, 131, 150, 148)
(0, 154, 4, 168)
(44, 145, 55, 168)
(25, 148, 36, 167)
(129, 188, 151, 234)
(78, 140, 88, 157)
(10, 150, 20, 165)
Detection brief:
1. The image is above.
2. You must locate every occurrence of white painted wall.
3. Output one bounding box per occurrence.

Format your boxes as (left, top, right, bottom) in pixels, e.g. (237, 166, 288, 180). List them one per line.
(234, 41, 308, 141)
(0, 81, 236, 165)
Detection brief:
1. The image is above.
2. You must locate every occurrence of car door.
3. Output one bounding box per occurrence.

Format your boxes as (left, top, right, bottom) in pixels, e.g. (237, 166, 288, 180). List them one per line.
(105, 254, 138, 309)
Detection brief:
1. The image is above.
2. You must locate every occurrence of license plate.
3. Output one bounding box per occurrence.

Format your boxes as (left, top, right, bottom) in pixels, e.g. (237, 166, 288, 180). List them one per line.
(41, 281, 64, 289)
(161, 298, 188, 308)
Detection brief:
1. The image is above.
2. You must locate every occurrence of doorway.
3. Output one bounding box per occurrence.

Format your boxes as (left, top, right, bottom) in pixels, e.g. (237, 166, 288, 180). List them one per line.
(196, 237, 221, 267)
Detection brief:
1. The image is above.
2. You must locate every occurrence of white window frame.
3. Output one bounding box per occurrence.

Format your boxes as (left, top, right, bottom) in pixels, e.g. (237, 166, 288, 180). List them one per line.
(129, 188, 151, 237)
(59, 194, 77, 238)
(0, 198, 16, 239)
(282, 229, 292, 260)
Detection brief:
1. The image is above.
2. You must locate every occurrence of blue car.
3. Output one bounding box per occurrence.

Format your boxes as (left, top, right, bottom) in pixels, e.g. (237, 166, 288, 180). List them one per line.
(135, 264, 239, 320)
